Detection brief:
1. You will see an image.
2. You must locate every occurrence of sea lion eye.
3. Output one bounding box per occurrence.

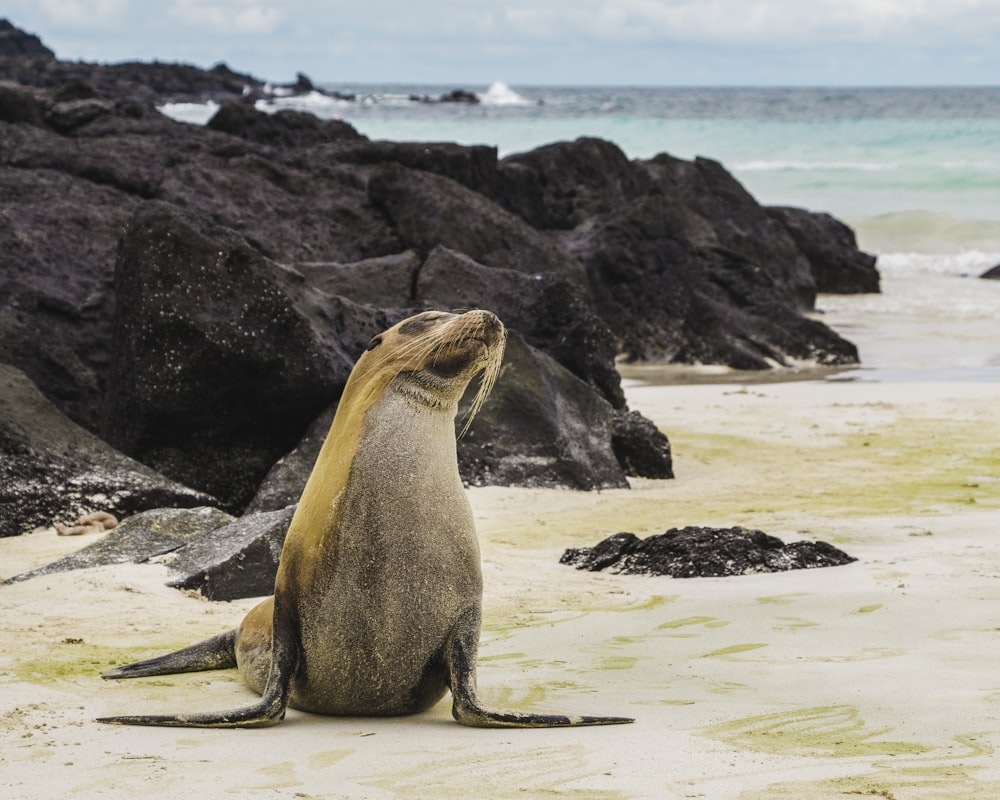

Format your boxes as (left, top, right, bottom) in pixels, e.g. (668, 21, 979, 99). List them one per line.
(366, 336, 383, 351)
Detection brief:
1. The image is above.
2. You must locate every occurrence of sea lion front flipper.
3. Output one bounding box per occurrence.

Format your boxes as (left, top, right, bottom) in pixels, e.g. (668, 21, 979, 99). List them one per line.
(96, 601, 299, 728)
(446, 607, 634, 728)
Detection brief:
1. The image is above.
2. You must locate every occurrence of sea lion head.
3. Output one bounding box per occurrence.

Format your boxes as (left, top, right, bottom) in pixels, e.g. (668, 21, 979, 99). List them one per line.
(349, 309, 506, 430)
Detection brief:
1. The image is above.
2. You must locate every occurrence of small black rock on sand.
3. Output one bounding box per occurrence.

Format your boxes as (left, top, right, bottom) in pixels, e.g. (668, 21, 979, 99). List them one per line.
(561, 526, 855, 577)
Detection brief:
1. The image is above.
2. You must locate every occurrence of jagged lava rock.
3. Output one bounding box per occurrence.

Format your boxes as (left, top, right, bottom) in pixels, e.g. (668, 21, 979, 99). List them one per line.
(163, 506, 296, 600)
(102, 201, 388, 511)
(768, 206, 880, 293)
(457, 332, 633, 490)
(0, 364, 215, 537)
(206, 100, 363, 148)
(561, 527, 856, 577)
(367, 161, 582, 278)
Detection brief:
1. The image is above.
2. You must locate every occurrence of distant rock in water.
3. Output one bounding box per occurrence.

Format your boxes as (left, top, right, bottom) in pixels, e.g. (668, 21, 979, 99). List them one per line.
(980, 264, 1000, 280)
(439, 89, 480, 104)
(561, 527, 856, 577)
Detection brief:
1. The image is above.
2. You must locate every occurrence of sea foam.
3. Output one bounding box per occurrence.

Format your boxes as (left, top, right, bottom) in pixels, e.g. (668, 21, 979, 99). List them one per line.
(478, 81, 531, 106)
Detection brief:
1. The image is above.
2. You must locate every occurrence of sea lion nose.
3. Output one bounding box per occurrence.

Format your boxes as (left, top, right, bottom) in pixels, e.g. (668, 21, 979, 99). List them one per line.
(470, 309, 505, 337)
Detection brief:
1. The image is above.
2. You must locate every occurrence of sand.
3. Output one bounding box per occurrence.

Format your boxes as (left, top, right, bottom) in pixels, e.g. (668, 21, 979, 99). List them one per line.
(3, 376, 999, 799)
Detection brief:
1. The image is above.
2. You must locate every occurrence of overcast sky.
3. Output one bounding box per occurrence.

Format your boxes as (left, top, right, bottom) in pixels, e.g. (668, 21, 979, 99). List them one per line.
(7, 1, 1000, 86)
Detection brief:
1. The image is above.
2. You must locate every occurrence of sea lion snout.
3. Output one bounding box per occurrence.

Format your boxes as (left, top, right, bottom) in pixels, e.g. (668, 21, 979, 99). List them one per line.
(450, 309, 506, 352)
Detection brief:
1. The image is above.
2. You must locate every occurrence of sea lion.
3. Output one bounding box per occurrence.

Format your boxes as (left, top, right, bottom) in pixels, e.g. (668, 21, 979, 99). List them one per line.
(98, 309, 632, 728)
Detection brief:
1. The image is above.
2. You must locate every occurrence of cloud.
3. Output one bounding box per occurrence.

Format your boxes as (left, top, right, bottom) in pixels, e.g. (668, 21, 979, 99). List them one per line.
(35, 0, 130, 29)
(168, 0, 282, 35)
(453, 0, 1000, 47)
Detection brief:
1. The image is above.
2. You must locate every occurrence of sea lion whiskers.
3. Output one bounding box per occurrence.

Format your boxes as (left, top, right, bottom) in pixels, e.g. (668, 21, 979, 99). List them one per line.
(458, 326, 504, 436)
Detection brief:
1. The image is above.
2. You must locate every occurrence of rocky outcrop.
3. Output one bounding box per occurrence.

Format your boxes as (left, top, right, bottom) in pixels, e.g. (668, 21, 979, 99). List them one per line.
(561, 527, 856, 577)
(610, 411, 674, 479)
(3, 503, 295, 601)
(0, 19, 53, 57)
(206, 100, 363, 147)
(164, 507, 295, 600)
(0, 20, 880, 536)
(768, 206, 880, 293)
(457, 332, 629, 490)
(0, 364, 216, 537)
(980, 264, 1000, 280)
(104, 201, 391, 511)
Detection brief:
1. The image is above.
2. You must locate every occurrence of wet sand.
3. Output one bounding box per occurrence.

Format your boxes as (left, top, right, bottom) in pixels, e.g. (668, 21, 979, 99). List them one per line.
(3, 375, 999, 799)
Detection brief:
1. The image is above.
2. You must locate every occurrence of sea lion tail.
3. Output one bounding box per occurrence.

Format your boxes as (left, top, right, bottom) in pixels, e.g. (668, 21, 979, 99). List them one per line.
(101, 629, 238, 680)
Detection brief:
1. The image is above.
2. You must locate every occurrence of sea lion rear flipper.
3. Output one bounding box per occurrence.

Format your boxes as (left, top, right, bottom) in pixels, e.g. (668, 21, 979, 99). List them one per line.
(101, 629, 238, 679)
(97, 602, 299, 728)
(446, 607, 634, 728)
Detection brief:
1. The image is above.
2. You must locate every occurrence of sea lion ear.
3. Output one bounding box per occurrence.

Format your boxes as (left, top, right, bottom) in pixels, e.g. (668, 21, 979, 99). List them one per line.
(366, 336, 383, 352)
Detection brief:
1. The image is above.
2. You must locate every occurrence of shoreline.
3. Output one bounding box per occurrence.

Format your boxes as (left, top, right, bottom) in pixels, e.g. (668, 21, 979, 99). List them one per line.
(3, 377, 999, 799)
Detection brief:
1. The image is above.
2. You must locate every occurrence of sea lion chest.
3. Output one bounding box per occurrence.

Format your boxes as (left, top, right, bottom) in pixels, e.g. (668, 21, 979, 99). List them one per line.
(291, 387, 483, 714)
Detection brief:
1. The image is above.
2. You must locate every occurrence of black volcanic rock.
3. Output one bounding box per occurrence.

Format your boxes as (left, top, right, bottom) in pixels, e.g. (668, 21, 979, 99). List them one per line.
(0, 19, 53, 57)
(206, 100, 364, 147)
(244, 405, 335, 513)
(103, 201, 387, 511)
(326, 139, 500, 195)
(296, 251, 421, 309)
(561, 527, 856, 577)
(0, 36, 262, 106)
(502, 137, 647, 229)
(0, 83, 44, 125)
(768, 206, 880, 293)
(457, 332, 630, 490)
(0, 364, 215, 537)
(439, 89, 479, 104)
(980, 264, 1000, 280)
(164, 506, 295, 600)
(368, 161, 583, 278)
(4, 503, 299, 602)
(610, 410, 673, 479)
(570, 190, 858, 367)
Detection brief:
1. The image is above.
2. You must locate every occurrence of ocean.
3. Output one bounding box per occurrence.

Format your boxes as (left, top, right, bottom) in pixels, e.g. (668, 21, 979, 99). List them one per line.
(162, 84, 1000, 382)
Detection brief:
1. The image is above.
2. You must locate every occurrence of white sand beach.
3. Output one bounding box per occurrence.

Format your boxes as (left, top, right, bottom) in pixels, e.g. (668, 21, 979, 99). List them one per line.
(3, 368, 999, 799)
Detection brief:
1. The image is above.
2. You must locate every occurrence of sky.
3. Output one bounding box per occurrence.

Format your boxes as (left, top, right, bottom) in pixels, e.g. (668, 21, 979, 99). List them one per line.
(6, 0, 1000, 87)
